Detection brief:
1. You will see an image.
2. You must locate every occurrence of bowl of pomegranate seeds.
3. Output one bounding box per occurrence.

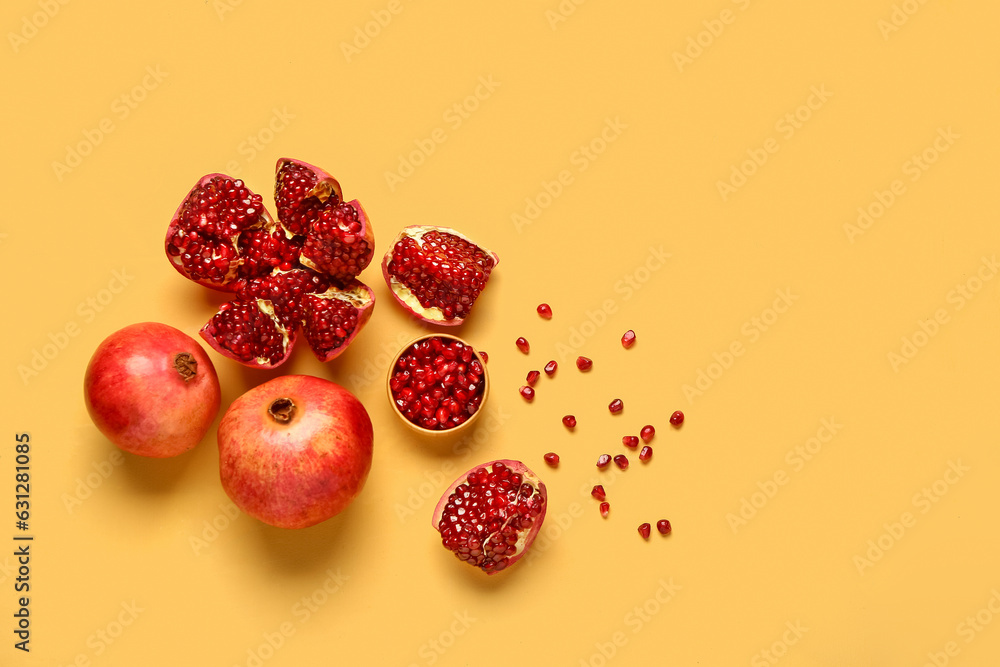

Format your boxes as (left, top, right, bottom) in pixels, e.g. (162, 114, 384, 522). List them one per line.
(386, 334, 489, 435)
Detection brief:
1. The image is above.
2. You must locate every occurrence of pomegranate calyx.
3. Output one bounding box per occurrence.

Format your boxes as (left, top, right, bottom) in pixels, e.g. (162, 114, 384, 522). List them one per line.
(268, 397, 297, 423)
(173, 352, 198, 382)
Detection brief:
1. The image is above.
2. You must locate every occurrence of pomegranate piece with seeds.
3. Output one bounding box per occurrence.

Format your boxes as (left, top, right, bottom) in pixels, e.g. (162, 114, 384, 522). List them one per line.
(657, 519, 672, 535)
(432, 460, 547, 574)
(167, 158, 376, 369)
(608, 398, 624, 414)
(576, 356, 593, 371)
(544, 360, 558, 376)
(543, 452, 559, 467)
(382, 225, 498, 326)
(670, 410, 685, 426)
(389, 336, 486, 431)
(638, 523, 651, 539)
(621, 329, 636, 348)
(562, 415, 576, 429)
(537, 303, 552, 319)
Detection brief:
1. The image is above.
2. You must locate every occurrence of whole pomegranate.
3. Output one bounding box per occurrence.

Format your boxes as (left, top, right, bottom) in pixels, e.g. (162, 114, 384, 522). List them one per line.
(432, 459, 547, 574)
(218, 375, 373, 529)
(382, 225, 498, 325)
(83, 322, 221, 458)
(165, 158, 376, 368)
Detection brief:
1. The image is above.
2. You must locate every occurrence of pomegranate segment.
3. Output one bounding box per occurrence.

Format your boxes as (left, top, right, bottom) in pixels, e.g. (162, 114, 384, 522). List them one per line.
(381, 225, 499, 325)
(389, 335, 486, 431)
(200, 300, 294, 369)
(300, 281, 376, 362)
(432, 460, 547, 574)
(165, 174, 275, 291)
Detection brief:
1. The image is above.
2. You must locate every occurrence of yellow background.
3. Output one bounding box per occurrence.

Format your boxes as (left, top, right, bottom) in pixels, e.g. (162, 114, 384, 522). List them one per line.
(4, 0, 1000, 664)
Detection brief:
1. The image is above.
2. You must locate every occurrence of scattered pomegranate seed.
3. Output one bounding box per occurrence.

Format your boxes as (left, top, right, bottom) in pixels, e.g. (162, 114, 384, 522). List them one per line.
(639, 445, 652, 462)
(543, 452, 559, 467)
(596, 454, 611, 469)
(622, 435, 639, 448)
(576, 356, 593, 371)
(526, 370, 540, 386)
(479, 351, 488, 363)
(608, 398, 623, 414)
(599, 502, 610, 518)
(519, 386, 535, 401)
(621, 330, 636, 348)
(613, 454, 629, 470)
(537, 303, 553, 319)
(670, 410, 684, 426)
(562, 415, 577, 428)
(638, 523, 651, 539)
(515, 337, 530, 354)
(591, 485, 606, 501)
(640, 425, 655, 443)
(544, 360, 558, 376)
(656, 519, 671, 535)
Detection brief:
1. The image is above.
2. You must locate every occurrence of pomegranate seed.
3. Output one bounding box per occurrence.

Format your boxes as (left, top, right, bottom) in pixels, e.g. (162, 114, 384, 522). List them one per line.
(613, 454, 629, 470)
(622, 435, 639, 448)
(515, 337, 530, 354)
(599, 502, 610, 518)
(656, 519, 672, 535)
(544, 360, 558, 376)
(596, 454, 611, 469)
(639, 445, 652, 462)
(479, 351, 489, 363)
(562, 415, 577, 428)
(526, 370, 540, 386)
(591, 485, 606, 501)
(543, 452, 559, 467)
(638, 523, 651, 539)
(670, 410, 684, 426)
(519, 386, 535, 401)
(608, 398, 623, 414)
(576, 356, 593, 371)
(640, 425, 655, 443)
(621, 330, 636, 348)
(537, 303, 553, 319)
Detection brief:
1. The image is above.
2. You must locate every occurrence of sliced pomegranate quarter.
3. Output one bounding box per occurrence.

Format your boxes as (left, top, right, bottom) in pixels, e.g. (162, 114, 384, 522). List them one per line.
(432, 460, 547, 574)
(382, 225, 498, 325)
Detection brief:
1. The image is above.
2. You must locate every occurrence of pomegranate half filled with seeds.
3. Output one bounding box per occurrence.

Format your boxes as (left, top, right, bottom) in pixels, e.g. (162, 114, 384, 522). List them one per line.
(381, 226, 498, 325)
(387, 334, 488, 433)
(432, 459, 547, 574)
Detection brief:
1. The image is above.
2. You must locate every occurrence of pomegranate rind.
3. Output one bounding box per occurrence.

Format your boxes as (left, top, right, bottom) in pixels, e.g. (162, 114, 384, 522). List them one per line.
(165, 173, 276, 292)
(381, 225, 499, 326)
(199, 299, 295, 369)
(431, 459, 547, 575)
(303, 280, 376, 362)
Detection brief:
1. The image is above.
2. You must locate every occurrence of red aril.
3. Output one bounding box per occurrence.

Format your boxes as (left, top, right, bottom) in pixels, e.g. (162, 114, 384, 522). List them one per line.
(537, 303, 552, 319)
(519, 386, 535, 402)
(622, 435, 639, 448)
(596, 454, 611, 469)
(638, 523, 651, 539)
(562, 415, 576, 429)
(576, 356, 593, 371)
(382, 226, 498, 325)
(432, 460, 547, 574)
(217, 375, 373, 529)
(657, 519, 672, 535)
(621, 330, 636, 348)
(543, 452, 559, 467)
(639, 445, 652, 462)
(544, 360, 558, 376)
(608, 398, 624, 414)
(613, 454, 629, 470)
(84, 322, 221, 458)
(591, 485, 606, 501)
(599, 502, 610, 518)
(640, 424, 655, 443)
(515, 337, 530, 354)
(526, 370, 540, 386)
(670, 410, 685, 426)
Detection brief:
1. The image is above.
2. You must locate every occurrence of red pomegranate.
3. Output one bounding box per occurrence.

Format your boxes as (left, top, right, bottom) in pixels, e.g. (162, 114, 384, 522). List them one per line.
(382, 225, 498, 325)
(432, 459, 547, 574)
(217, 375, 373, 529)
(83, 322, 221, 458)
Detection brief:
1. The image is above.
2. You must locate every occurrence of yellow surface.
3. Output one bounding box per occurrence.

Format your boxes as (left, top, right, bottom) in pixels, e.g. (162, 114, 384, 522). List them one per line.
(4, 1, 1000, 665)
